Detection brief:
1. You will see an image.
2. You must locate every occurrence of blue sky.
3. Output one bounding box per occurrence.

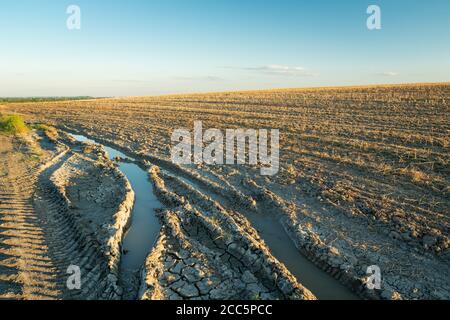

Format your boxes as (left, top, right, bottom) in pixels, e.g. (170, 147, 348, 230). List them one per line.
(0, 0, 449, 96)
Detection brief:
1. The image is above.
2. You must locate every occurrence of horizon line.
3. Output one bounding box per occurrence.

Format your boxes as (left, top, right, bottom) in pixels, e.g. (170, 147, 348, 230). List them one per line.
(1, 81, 449, 102)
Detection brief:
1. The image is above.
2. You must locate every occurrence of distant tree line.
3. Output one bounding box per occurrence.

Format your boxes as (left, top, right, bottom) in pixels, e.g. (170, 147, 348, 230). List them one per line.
(0, 97, 99, 103)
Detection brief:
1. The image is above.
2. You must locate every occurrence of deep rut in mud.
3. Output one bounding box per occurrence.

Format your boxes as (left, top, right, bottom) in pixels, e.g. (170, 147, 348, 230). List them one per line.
(0, 131, 356, 300)
(68, 133, 163, 300)
(68, 132, 357, 300)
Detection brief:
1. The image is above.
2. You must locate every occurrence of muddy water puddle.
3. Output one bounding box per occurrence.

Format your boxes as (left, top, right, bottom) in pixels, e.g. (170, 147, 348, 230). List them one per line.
(245, 210, 358, 300)
(69, 134, 161, 273)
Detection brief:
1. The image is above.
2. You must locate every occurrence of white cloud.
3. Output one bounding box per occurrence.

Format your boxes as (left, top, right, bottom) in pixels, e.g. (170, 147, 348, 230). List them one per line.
(230, 65, 318, 77)
(378, 71, 399, 76)
(173, 76, 223, 81)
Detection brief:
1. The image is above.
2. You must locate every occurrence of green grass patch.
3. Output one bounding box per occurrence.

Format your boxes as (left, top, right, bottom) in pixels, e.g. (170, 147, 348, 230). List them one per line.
(30, 123, 58, 141)
(0, 114, 29, 135)
(27, 154, 41, 162)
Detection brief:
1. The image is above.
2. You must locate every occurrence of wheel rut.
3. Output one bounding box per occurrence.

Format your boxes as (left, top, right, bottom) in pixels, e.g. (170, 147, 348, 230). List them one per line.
(0, 136, 62, 299)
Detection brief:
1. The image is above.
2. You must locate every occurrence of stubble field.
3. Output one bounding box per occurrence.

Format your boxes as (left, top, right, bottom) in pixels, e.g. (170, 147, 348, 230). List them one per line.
(1, 83, 449, 300)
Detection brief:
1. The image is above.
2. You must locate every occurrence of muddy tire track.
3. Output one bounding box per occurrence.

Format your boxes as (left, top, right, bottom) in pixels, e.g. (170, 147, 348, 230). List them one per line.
(33, 138, 134, 300)
(1, 133, 134, 300)
(0, 136, 62, 299)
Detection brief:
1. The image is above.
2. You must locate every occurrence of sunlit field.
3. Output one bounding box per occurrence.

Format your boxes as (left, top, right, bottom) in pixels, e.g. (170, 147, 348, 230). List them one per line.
(1, 83, 448, 300)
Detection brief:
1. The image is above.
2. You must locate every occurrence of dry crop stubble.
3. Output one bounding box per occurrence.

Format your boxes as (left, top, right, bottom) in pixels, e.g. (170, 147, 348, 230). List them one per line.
(2, 83, 449, 299)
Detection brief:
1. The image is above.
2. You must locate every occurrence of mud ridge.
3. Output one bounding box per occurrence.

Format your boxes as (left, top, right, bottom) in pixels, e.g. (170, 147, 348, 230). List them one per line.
(138, 165, 316, 300)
